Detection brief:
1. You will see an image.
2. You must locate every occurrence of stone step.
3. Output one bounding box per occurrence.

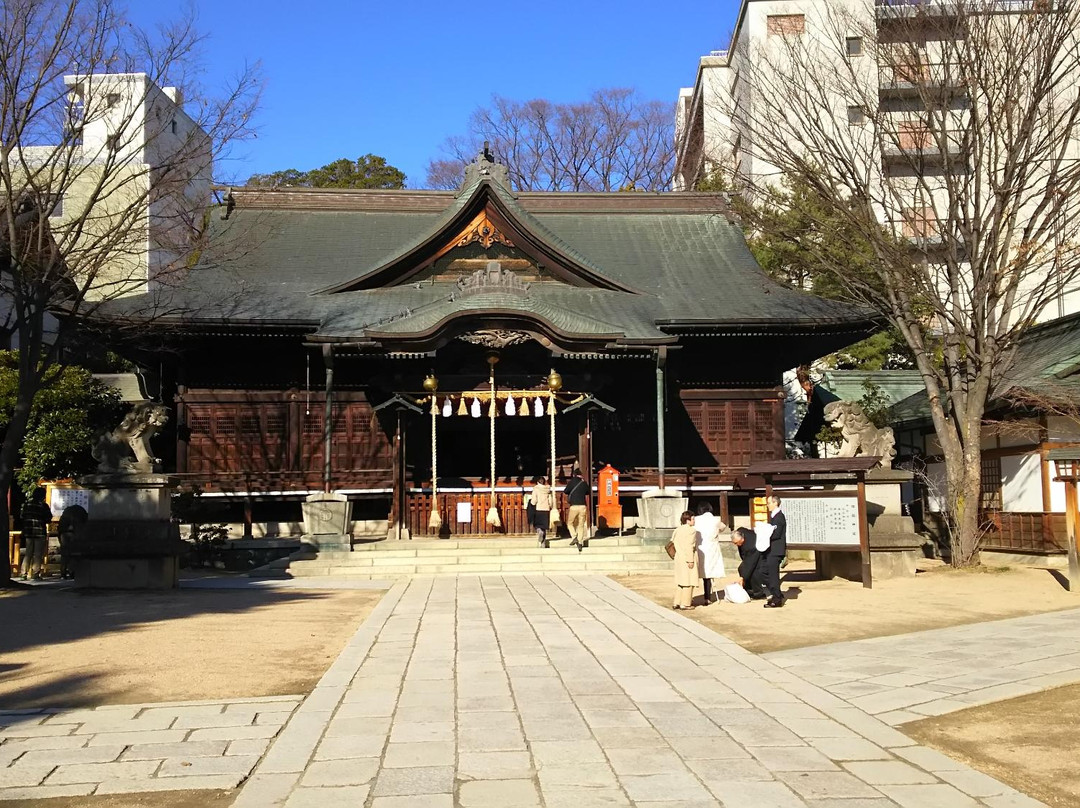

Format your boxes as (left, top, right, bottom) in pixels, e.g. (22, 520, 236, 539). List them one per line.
(310, 545, 665, 562)
(288, 556, 671, 575)
(269, 531, 681, 580)
(288, 559, 673, 578)
(288, 547, 668, 564)
(349, 536, 643, 551)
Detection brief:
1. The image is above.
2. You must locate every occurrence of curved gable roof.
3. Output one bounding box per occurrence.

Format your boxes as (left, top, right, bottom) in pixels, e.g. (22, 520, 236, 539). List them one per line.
(314, 177, 641, 295)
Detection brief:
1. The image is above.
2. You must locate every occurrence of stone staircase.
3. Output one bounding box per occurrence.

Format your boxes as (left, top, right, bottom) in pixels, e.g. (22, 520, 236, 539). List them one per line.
(274, 535, 676, 579)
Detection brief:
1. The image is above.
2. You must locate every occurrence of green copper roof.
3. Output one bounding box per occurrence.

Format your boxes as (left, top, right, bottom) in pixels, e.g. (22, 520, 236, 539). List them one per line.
(101, 180, 877, 348)
(819, 370, 925, 406)
(888, 312, 1080, 427)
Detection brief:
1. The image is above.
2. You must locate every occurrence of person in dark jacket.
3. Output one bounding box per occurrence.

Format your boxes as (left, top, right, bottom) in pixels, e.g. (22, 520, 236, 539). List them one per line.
(764, 494, 787, 608)
(563, 470, 589, 551)
(731, 527, 768, 600)
(19, 487, 53, 581)
(58, 504, 88, 580)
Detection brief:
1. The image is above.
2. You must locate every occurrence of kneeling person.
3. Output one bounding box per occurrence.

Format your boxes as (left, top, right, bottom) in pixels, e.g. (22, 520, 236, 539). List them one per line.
(731, 527, 768, 600)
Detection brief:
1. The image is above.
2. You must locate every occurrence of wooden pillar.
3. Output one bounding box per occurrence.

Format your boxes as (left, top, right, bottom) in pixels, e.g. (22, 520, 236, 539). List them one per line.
(857, 475, 872, 589)
(287, 389, 301, 472)
(322, 345, 334, 494)
(175, 385, 188, 474)
(581, 412, 594, 529)
(243, 497, 253, 540)
(1065, 480, 1080, 593)
(656, 348, 666, 490)
(391, 411, 403, 540)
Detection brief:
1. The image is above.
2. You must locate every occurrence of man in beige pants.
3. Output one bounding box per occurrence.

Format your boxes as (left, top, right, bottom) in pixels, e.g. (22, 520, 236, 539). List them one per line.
(563, 471, 589, 551)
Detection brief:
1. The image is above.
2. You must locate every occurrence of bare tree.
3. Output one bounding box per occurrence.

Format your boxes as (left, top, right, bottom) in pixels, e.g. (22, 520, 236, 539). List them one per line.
(0, 0, 259, 582)
(715, 0, 1080, 565)
(425, 88, 675, 191)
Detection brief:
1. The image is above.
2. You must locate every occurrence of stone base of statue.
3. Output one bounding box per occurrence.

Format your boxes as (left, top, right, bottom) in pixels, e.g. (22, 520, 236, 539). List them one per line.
(302, 492, 353, 552)
(822, 469, 926, 580)
(71, 473, 184, 589)
(638, 487, 687, 542)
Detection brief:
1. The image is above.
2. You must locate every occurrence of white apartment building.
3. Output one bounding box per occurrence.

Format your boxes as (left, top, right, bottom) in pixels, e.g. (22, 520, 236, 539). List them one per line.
(675, 0, 1080, 320)
(675, 0, 1080, 557)
(16, 72, 212, 300)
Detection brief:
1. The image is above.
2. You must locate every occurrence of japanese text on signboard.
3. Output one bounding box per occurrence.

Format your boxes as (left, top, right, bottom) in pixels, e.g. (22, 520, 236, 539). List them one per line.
(784, 496, 860, 546)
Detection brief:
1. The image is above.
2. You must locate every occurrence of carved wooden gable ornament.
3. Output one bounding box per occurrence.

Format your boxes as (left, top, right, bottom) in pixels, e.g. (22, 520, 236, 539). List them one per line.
(451, 209, 515, 251)
(315, 172, 639, 295)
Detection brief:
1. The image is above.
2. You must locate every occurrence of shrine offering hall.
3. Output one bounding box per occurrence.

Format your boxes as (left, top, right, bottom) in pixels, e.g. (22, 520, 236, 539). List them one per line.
(102, 156, 875, 536)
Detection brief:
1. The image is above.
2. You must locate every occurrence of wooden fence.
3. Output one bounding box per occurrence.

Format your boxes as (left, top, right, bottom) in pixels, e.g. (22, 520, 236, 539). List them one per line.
(406, 490, 572, 538)
(982, 511, 1066, 554)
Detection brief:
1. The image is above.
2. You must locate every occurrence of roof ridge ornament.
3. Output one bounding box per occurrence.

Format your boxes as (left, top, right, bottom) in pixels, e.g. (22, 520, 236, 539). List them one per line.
(458, 330, 532, 348)
(461, 140, 512, 191)
(456, 261, 530, 299)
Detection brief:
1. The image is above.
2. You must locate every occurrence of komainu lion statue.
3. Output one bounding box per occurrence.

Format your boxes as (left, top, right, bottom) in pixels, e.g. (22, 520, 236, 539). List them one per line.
(92, 403, 170, 472)
(823, 400, 896, 469)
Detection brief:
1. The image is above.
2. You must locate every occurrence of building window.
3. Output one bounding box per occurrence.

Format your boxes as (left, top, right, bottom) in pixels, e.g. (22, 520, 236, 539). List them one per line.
(893, 62, 929, 85)
(846, 37, 863, 57)
(767, 14, 805, 37)
(898, 119, 932, 149)
(105, 134, 119, 152)
(902, 206, 939, 239)
(47, 194, 63, 218)
(847, 106, 866, 125)
(981, 456, 1002, 512)
(106, 93, 121, 108)
(170, 119, 178, 135)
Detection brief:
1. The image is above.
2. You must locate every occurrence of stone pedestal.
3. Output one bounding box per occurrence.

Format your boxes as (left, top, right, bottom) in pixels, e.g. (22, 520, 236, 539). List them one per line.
(73, 474, 183, 590)
(302, 492, 353, 552)
(638, 488, 687, 542)
(823, 469, 926, 581)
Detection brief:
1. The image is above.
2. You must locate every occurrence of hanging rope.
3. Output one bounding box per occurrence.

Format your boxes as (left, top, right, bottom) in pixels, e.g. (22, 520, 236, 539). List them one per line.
(429, 396, 442, 532)
(549, 389, 560, 525)
(486, 365, 501, 527)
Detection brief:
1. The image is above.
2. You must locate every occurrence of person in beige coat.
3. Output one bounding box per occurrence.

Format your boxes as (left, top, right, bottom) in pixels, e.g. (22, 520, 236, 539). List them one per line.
(531, 476, 554, 548)
(671, 510, 701, 610)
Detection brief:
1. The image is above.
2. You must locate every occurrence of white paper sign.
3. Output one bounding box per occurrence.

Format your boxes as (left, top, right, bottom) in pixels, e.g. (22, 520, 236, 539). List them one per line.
(50, 487, 90, 516)
(456, 501, 473, 524)
(783, 497, 860, 546)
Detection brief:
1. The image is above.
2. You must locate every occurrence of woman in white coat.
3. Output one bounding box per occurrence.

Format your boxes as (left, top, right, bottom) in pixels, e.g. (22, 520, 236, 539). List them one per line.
(694, 502, 726, 605)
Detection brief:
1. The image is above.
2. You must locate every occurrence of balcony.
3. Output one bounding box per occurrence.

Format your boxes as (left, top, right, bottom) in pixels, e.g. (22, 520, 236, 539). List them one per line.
(894, 211, 962, 253)
(881, 127, 969, 165)
(876, 0, 1048, 17)
(879, 63, 966, 97)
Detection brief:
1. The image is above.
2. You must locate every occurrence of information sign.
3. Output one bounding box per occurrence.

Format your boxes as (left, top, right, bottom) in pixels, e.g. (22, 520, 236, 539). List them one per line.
(456, 501, 473, 524)
(783, 496, 860, 547)
(49, 487, 90, 515)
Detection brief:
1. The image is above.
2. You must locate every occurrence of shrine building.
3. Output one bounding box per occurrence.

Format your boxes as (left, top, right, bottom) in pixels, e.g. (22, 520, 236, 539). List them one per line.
(102, 153, 876, 537)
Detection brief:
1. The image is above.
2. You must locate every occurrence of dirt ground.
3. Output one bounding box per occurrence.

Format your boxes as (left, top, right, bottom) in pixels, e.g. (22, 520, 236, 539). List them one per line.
(0, 585, 384, 709)
(0, 790, 236, 808)
(613, 560, 1079, 653)
(905, 683, 1080, 808)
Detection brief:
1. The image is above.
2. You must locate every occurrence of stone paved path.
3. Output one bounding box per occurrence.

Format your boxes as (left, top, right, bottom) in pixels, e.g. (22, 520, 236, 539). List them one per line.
(764, 608, 1080, 725)
(0, 695, 302, 800)
(229, 575, 1046, 808)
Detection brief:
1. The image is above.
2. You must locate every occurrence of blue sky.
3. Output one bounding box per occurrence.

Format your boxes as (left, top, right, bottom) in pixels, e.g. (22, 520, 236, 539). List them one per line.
(137, 0, 738, 188)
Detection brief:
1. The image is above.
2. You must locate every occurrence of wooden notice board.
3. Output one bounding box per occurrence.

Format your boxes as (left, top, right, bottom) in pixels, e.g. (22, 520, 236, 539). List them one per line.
(758, 489, 872, 588)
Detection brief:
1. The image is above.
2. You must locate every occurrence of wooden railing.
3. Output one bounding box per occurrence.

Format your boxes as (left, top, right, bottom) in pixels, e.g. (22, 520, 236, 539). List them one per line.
(615, 466, 729, 488)
(170, 469, 394, 495)
(982, 511, 1066, 554)
(406, 489, 572, 538)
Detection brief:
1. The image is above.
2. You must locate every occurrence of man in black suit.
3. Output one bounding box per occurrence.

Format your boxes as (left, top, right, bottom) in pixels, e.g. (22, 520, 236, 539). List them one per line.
(731, 527, 768, 600)
(764, 494, 787, 608)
